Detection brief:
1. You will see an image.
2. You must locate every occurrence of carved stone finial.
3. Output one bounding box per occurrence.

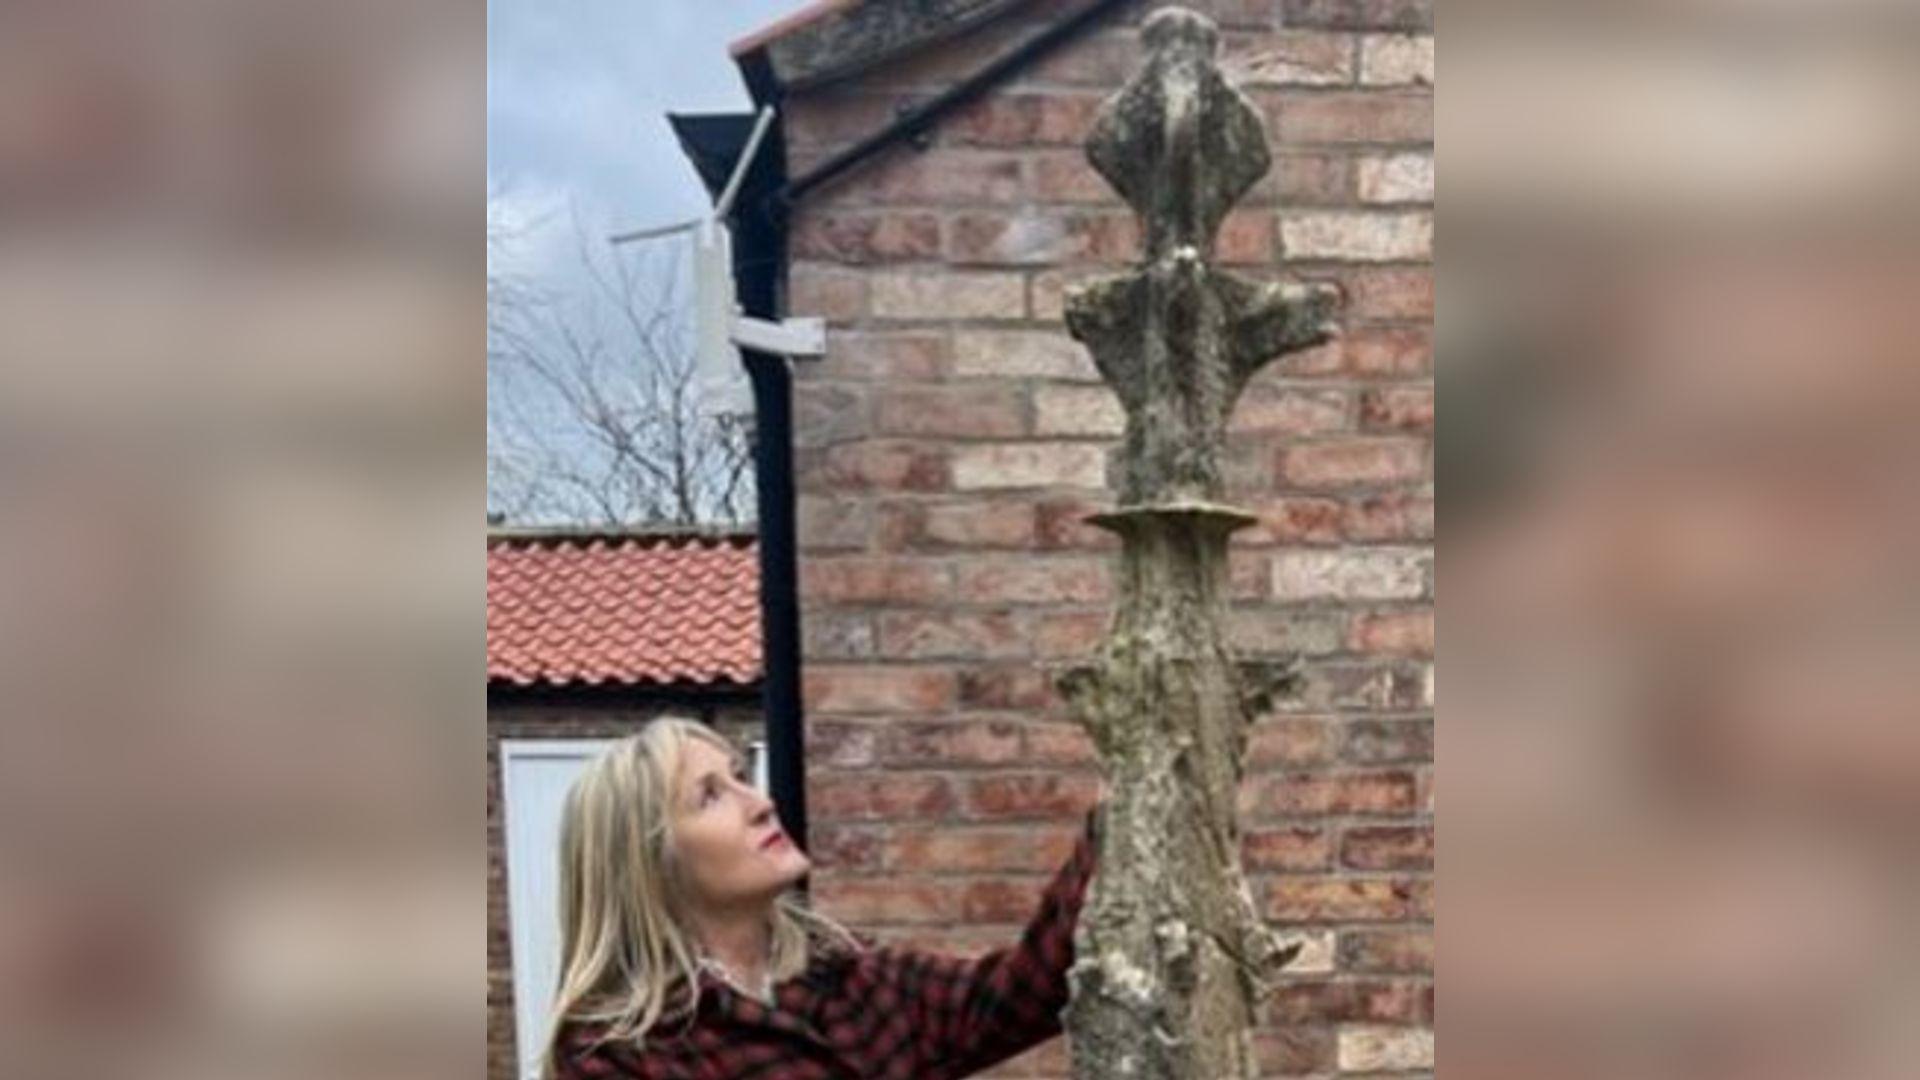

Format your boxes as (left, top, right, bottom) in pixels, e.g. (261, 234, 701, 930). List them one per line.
(1084, 7, 1267, 261)
(1058, 9, 1339, 1079)
(1067, 6, 1339, 509)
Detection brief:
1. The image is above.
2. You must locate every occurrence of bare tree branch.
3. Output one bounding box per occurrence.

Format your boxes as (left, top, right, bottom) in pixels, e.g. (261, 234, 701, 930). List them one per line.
(487, 192, 755, 528)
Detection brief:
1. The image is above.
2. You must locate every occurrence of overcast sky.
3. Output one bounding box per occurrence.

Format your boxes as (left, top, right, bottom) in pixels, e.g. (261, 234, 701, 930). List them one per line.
(487, 0, 799, 282)
(487, 0, 803, 524)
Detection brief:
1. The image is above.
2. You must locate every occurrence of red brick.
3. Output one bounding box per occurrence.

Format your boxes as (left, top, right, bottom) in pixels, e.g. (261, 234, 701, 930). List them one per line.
(1281, 437, 1426, 489)
(1243, 770, 1419, 816)
(1215, 209, 1275, 264)
(808, 772, 957, 820)
(958, 665, 1056, 710)
(880, 718, 1027, 765)
(1281, 0, 1433, 32)
(1031, 149, 1114, 203)
(1271, 91, 1433, 144)
(1267, 979, 1426, 1024)
(1035, 496, 1120, 550)
(948, 211, 1138, 265)
(1274, 335, 1346, 377)
(876, 499, 1036, 551)
(1341, 825, 1434, 870)
(1339, 929, 1434, 973)
(1231, 386, 1349, 435)
(1253, 1027, 1337, 1075)
(790, 211, 941, 262)
(1246, 717, 1337, 767)
(877, 611, 1028, 660)
(805, 721, 879, 768)
(1016, 34, 1137, 87)
(1033, 611, 1110, 658)
(793, 382, 869, 448)
(1265, 876, 1421, 920)
(1348, 609, 1433, 656)
(1345, 327, 1432, 375)
(1244, 497, 1345, 545)
(1343, 490, 1434, 541)
(789, 263, 867, 322)
(886, 825, 1077, 873)
(945, 93, 1106, 146)
(1342, 719, 1433, 763)
(960, 877, 1049, 923)
(800, 557, 952, 605)
(963, 772, 1101, 819)
(1023, 723, 1096, 765)
(806, 823, 886, 873)
(1282, 434, 1420, 490)
(805, 440, 949, 492)
(1243, 826, 1334, 871)
(868, 148, 1026, 204)
(1341, 268, 1433, 319)
(803, 666, 958, 714)
(797, 495, 874, 552)
(801, 611, 876, 660)
(1229, 550, 1273, 601)
(826, 331, 947, 380)
(1360, 384, 1434, 431)
(953, 558, 1111, 605)
(874, 385, 1028, 438)
(812, 877, 958, 924)
(1268, 152, 1353, 205)
(1206, 0, 1292, 26)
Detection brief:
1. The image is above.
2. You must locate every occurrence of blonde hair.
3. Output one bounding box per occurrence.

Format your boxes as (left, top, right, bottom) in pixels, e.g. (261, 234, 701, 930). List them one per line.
(537, 715, 862, 1077)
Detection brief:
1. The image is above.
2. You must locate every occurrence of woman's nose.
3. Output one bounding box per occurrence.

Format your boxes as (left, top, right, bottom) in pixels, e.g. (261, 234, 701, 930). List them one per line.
(740, 780, 773, 818)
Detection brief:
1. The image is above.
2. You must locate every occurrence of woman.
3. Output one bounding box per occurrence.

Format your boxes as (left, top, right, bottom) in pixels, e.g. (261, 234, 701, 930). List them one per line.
(540, 715, 1101, 1080)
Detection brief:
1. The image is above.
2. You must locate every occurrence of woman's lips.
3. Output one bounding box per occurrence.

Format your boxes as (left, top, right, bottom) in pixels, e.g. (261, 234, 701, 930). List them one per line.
(760, 831, 789, 850)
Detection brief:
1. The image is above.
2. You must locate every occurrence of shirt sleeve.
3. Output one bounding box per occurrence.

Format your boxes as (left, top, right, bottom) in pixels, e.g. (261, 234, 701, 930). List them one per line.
(887, 803, 1101, 1077)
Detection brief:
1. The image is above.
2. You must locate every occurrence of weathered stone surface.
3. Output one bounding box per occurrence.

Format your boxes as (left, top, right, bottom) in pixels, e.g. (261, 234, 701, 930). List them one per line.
(753, 0, 1026, 91)
(1057, 9, 1343, 1080)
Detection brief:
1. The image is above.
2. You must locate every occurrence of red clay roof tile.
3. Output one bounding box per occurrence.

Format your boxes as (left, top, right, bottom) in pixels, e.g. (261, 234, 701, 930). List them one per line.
(487, 533, 761, 687)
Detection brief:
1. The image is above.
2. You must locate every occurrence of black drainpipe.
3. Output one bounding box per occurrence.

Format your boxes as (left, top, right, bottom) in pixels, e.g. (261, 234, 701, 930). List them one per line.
(730, 0, 1129, 870)
(723, 100, 811, 863)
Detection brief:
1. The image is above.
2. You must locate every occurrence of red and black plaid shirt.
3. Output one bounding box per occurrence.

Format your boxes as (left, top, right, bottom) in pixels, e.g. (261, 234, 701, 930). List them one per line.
(554, 808, 1099, 1080)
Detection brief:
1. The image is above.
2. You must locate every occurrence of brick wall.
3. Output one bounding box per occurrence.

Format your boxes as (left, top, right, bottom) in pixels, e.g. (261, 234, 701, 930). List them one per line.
(784, 0, 1433, 1075)
(486, 697, 761, 1080)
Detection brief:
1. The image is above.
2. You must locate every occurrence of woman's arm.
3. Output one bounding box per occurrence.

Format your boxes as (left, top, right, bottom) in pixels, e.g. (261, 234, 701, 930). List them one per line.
(888, 803, 1101, 1078)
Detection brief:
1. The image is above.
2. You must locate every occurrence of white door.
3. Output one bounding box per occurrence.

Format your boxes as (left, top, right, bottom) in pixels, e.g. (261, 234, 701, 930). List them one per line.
(500, 739, 614, 1080)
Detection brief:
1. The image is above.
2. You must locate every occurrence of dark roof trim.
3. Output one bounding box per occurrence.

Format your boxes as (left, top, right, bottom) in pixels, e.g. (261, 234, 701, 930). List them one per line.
(767, 0, 1129, 217)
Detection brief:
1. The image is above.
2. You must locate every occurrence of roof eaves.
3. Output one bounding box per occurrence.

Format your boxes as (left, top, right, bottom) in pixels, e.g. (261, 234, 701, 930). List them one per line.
(731, 0, 1033, 95)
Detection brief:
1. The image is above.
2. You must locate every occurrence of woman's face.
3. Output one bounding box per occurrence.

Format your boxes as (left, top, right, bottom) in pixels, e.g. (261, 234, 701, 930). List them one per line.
(668, 738, 811, 909)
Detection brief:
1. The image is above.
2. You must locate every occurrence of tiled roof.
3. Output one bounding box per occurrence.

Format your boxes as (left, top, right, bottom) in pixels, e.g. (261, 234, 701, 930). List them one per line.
(487, 532, 761, 688)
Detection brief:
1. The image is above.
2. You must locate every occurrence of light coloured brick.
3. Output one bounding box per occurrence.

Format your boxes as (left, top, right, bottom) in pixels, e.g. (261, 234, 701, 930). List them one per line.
(789, 263, 866, 322)
(1271, 549, 1428, 600)
(1275, 929, 1337, 974)
(1338, 1025, 1434, 1071)
(953, 331, 1098, 380)
(1357, 152, 1434, 204)
(1282, 212, 1432, 261)
(1223, 32, 1355, 87)
(872, 272, 1025, 320)
(1360, 34, 1434, 86)
(1034, 384, 1125, 436)
(952, 442, 1108, 491)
